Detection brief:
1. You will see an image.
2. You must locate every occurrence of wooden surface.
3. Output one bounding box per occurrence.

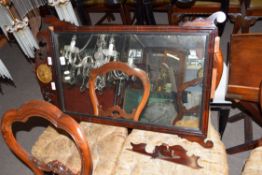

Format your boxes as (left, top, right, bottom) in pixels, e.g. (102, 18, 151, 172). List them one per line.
(226, 33, 262, 154)
(227, 33, 262, 102)
(0, 100, 92, 175)
(0, 36, 7, 48)
(260, 81, 262, 110)
(89, 61, 150, 121)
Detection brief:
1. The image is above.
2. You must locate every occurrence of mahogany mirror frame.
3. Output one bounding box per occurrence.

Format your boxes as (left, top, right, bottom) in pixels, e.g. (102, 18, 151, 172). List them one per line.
(35, 25, 220, 148)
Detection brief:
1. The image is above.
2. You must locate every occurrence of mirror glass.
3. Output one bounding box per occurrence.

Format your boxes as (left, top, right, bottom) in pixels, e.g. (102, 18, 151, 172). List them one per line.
(53, 29, 211, 133)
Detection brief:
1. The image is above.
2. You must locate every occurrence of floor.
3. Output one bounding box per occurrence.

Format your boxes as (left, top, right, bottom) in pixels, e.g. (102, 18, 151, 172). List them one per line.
(0, 13, 261, 175)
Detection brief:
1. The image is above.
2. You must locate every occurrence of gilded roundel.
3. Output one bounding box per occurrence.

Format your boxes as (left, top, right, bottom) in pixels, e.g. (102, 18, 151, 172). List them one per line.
(36, 64, 52, 84)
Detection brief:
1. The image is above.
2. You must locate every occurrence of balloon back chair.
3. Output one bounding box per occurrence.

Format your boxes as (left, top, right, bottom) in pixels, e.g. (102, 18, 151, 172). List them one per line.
(1, 61, 150, 175)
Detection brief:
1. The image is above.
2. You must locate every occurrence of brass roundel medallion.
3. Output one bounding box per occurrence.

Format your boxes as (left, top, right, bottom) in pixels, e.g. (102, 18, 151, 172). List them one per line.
(36, 64, 52, 84)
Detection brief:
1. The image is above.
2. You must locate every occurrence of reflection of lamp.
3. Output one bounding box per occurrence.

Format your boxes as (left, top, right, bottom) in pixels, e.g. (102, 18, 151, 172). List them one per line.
(164, 51, 180, 61)
(188, 49, 198, 60)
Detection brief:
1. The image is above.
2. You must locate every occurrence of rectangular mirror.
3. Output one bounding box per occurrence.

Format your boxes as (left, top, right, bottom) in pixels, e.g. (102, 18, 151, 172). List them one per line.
(35, 26, 217, 148)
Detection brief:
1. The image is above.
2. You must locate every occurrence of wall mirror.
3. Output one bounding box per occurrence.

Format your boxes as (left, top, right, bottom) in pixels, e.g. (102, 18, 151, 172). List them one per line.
(35, 26, 217, 148)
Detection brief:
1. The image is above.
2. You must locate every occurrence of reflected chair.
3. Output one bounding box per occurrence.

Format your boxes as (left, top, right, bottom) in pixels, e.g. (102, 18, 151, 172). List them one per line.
(88, 61, 150, 121)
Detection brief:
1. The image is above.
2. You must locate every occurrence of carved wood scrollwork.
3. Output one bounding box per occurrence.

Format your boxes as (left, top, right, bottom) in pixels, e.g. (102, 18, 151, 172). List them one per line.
(129, 142, 202, 169)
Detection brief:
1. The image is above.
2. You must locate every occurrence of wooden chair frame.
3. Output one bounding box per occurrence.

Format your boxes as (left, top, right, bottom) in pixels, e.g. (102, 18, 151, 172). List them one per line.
(0, 100, 92, 175)
(224, 33, 262, 154)
(88, 61, 150, 121)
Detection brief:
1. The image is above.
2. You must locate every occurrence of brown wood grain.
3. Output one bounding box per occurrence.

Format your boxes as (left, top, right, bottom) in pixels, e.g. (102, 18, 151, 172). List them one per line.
(227, 34, 262, 102)
(88, 61, 150, 121)
(0, 36, 7, 48)
(260, 81, 262, 110)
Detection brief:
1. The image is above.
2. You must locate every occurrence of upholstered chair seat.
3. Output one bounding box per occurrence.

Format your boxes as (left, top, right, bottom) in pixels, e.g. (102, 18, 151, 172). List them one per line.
(113, 120, 228, 175)
(242, 146, 262, 175)
(32, 122, 128, 175)
(31, 117, 228, 175)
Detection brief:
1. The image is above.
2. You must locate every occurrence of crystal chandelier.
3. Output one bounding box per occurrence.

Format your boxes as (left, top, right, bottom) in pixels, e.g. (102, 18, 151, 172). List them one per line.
(0, 0, 80, 58)
(48, 0, 79, 26)
(0, 1, 39, 58)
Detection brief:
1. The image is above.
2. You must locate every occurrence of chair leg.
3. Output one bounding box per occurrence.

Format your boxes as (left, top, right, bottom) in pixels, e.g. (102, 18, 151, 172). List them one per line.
(244, 117, 253, 142)
(218, 108, 230, 138)
(226, 109, 257, 154)
(227, 138, 261, 154)
(228, 112, 246, 122)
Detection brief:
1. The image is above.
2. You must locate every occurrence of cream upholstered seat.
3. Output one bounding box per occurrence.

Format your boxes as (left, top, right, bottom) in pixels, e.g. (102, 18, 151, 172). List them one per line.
(112, 120, 228, 175)
(242, 146, 262, 175)
(32, 122, 128, 175)
(31, 116, 229, 175)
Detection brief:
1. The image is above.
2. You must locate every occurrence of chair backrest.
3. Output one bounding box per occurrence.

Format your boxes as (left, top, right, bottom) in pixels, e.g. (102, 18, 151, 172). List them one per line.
(227, 33, 262, 103)
(0, 100, 92, 175)
(226, 33, 262, 128)
(88, 61, 150, 121)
